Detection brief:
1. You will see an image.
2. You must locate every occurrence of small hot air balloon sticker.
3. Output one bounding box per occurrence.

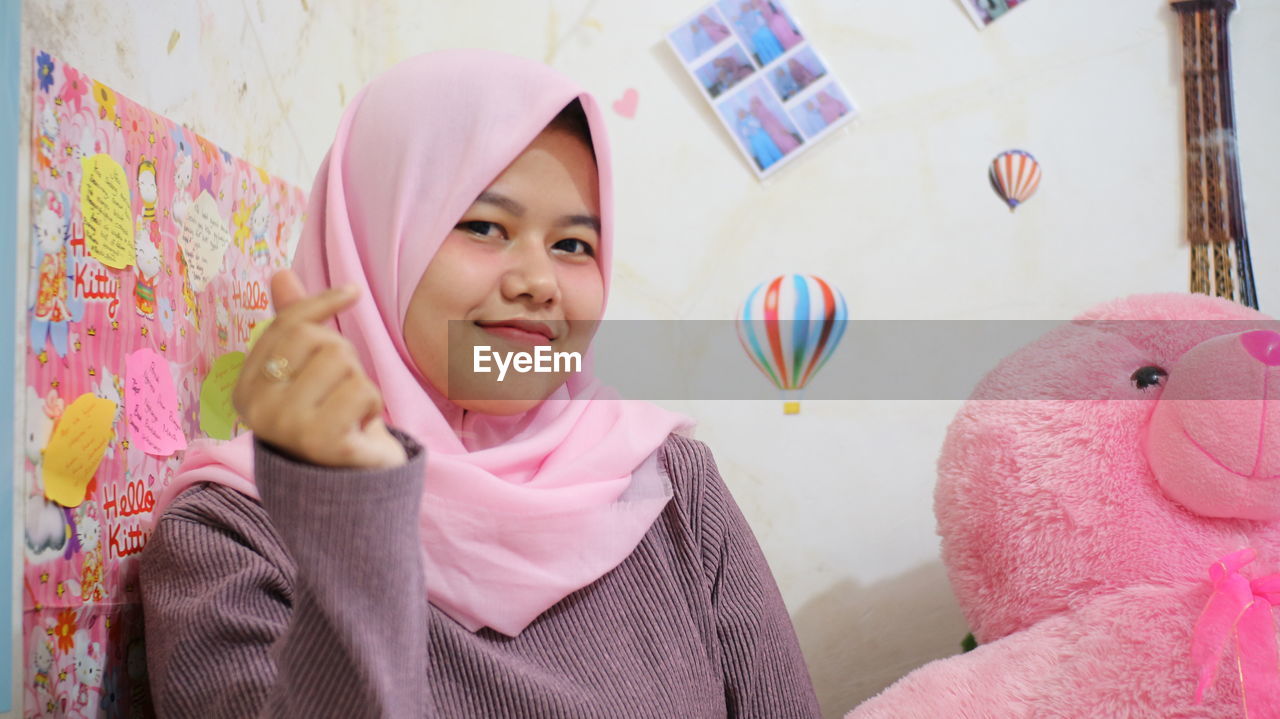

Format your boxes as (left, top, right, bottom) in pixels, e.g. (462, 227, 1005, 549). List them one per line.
(737, 274, 848, 414)
(989, 149, 1041, 211)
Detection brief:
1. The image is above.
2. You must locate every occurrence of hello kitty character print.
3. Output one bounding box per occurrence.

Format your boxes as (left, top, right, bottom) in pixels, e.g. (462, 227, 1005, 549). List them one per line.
(25, 51, 308, 717)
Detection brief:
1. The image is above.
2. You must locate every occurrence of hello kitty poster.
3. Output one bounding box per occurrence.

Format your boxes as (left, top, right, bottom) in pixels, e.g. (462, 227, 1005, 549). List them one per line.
(23, 51, 307, 718)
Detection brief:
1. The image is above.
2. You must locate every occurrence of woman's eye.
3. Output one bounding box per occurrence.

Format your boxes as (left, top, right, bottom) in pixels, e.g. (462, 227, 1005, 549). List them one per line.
(458, 220, 505, 239)
(553, 238, 595, 257)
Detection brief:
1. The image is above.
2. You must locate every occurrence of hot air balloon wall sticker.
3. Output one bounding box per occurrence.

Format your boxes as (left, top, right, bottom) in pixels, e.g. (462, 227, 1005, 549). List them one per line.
(989, 149, 1041, 211)
(737, 274, 848, 415)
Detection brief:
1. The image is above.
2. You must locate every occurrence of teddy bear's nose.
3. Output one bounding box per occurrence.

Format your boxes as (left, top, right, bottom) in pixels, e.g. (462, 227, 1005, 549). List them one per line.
(1241, 330, 1280, 366)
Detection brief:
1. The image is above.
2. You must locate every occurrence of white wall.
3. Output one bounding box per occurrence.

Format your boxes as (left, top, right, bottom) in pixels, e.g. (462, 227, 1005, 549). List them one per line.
(17, 1, 1280, 716)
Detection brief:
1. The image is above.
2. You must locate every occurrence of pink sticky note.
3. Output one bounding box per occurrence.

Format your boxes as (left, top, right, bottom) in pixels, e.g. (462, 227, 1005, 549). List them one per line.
(125, 348, 188, 456)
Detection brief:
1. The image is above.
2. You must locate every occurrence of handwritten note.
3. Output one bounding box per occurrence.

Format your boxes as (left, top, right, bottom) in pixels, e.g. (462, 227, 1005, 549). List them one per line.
(125, 348, 187, 456)
(179, 190, 232, 292)
(200, 351, 244, 440)
(79, 154, 134, 269)
(42, 393, 116, 507)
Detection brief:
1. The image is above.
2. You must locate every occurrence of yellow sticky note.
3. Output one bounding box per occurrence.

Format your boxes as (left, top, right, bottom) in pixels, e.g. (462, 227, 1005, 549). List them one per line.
(200, 352, 245, 440)
(79, 154, 135, 269)
(247, 318, 272, 352)
(43, 393, 117, 507)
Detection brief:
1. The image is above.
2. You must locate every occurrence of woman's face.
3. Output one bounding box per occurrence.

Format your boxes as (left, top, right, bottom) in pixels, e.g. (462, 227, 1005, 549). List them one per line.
(403, 126, 604, 415)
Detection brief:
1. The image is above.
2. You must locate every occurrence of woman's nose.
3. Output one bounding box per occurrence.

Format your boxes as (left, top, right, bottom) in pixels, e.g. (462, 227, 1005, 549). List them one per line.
(501, 240, 559, 305)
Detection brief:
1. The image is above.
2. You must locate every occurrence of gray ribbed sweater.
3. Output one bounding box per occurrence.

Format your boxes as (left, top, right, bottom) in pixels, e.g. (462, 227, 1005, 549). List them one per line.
(139, 431, 821, 718)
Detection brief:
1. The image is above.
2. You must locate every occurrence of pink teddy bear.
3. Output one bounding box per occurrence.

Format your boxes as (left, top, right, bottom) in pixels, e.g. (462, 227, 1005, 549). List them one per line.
(849, 293, 1280, 719)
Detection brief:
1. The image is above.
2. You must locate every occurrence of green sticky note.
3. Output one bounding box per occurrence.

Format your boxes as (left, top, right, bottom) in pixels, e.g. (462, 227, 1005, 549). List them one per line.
(199, 351, 244, 440)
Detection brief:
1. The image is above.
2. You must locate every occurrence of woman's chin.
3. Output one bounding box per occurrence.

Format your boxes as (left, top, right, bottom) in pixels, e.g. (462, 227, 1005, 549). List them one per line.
(452, 396, 548, 416)
(440, 368, 574, 416)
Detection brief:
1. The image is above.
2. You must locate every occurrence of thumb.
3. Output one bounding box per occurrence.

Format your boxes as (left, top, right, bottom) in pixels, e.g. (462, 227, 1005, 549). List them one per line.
(354, 417, 409, 468)
(269, 269, 309, 314)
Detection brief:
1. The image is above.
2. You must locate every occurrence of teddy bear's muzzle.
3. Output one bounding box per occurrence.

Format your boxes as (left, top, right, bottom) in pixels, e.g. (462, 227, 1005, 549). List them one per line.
(1146, 330, 1280, 520)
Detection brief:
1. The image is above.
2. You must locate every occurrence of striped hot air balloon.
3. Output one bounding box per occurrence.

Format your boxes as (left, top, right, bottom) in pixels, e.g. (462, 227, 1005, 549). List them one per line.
(737, 274, 848, 414)
(989, 149, 1041, 211)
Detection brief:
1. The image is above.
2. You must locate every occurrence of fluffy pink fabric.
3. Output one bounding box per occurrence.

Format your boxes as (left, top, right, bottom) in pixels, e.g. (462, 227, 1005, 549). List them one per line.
(848, 293, 1280, 718)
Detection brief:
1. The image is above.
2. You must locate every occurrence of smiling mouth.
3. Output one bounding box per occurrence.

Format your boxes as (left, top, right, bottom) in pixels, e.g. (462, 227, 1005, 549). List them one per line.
(474, 321, 556, 344)
(1181, 427, 1280, 481)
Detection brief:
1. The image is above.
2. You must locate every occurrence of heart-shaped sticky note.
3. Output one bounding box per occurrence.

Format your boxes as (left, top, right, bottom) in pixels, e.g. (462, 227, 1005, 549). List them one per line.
(126, 348, 188, 456)
(178, 190, 232, 292)
(43, 394, 116, 507)
(200, 351, 245, 440)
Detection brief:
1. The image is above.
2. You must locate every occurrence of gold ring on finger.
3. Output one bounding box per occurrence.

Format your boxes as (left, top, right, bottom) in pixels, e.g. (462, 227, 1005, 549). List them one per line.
(263, 356, 292, 382)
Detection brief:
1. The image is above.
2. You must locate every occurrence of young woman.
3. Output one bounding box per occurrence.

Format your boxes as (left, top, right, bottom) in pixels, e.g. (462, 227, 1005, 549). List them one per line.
(773, 67, 800, 100)
(750, 96, 800, 155)
(817, 89, 849, 125)
(756, 0, 802, 52)
(140, 49, 820, 718)
(698, 12, 732, 45)
(735, 107, 784, 171)
(787, 57, 818, 91)
(736, 3, 785, 67)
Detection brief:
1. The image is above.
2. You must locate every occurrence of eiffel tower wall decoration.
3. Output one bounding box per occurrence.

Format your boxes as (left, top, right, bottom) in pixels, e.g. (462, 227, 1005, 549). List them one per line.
(1170, 0, 1258, 309)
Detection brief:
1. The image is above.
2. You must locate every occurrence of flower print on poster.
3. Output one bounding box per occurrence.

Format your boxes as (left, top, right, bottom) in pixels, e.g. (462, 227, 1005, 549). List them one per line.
(59, 64, 89, 114)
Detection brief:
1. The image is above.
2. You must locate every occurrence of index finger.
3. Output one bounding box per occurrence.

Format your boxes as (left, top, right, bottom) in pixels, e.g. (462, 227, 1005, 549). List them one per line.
(269, 269, 309, 313)
(271, 277, 360, 328)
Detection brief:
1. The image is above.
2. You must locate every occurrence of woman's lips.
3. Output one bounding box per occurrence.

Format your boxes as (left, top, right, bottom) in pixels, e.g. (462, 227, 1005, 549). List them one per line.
(476, 323, 554, 345)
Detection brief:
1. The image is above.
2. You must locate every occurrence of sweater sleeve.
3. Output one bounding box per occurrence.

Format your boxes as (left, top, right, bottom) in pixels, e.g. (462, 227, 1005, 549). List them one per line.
(140, 429, 432, 719)
(672, 437, 823, 718)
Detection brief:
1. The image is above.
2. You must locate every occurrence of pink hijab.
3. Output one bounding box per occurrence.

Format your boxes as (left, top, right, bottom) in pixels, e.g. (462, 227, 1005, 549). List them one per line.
(698, 13, 730, 43)
(154, 50, 694, 636)
(750, 96, 800, 153)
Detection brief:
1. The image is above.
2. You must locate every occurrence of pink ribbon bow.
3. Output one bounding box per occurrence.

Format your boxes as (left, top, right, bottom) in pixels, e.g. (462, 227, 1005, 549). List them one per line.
(1191, 547, 1280, 718)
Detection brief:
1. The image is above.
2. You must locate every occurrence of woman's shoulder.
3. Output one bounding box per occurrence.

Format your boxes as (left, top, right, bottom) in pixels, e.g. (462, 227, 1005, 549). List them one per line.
(147, 482, 290, 573)
(658, 433, 713, 483)
(658, 433, 733, 530)
(157, 481, 270, 527)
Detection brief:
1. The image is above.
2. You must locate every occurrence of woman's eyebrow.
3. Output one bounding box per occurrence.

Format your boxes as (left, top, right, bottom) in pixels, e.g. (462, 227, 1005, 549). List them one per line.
(475, 191, 525, 216)
(555, 214, 601, 233)
(476, 191, 600, 233)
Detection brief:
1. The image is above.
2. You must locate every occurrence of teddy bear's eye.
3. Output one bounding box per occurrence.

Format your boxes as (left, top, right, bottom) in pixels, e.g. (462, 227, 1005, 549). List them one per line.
(1131, 365, 1168, 390)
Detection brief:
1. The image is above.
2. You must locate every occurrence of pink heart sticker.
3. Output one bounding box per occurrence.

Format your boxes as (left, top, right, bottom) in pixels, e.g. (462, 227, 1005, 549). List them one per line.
(612, 88, 639, 119)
